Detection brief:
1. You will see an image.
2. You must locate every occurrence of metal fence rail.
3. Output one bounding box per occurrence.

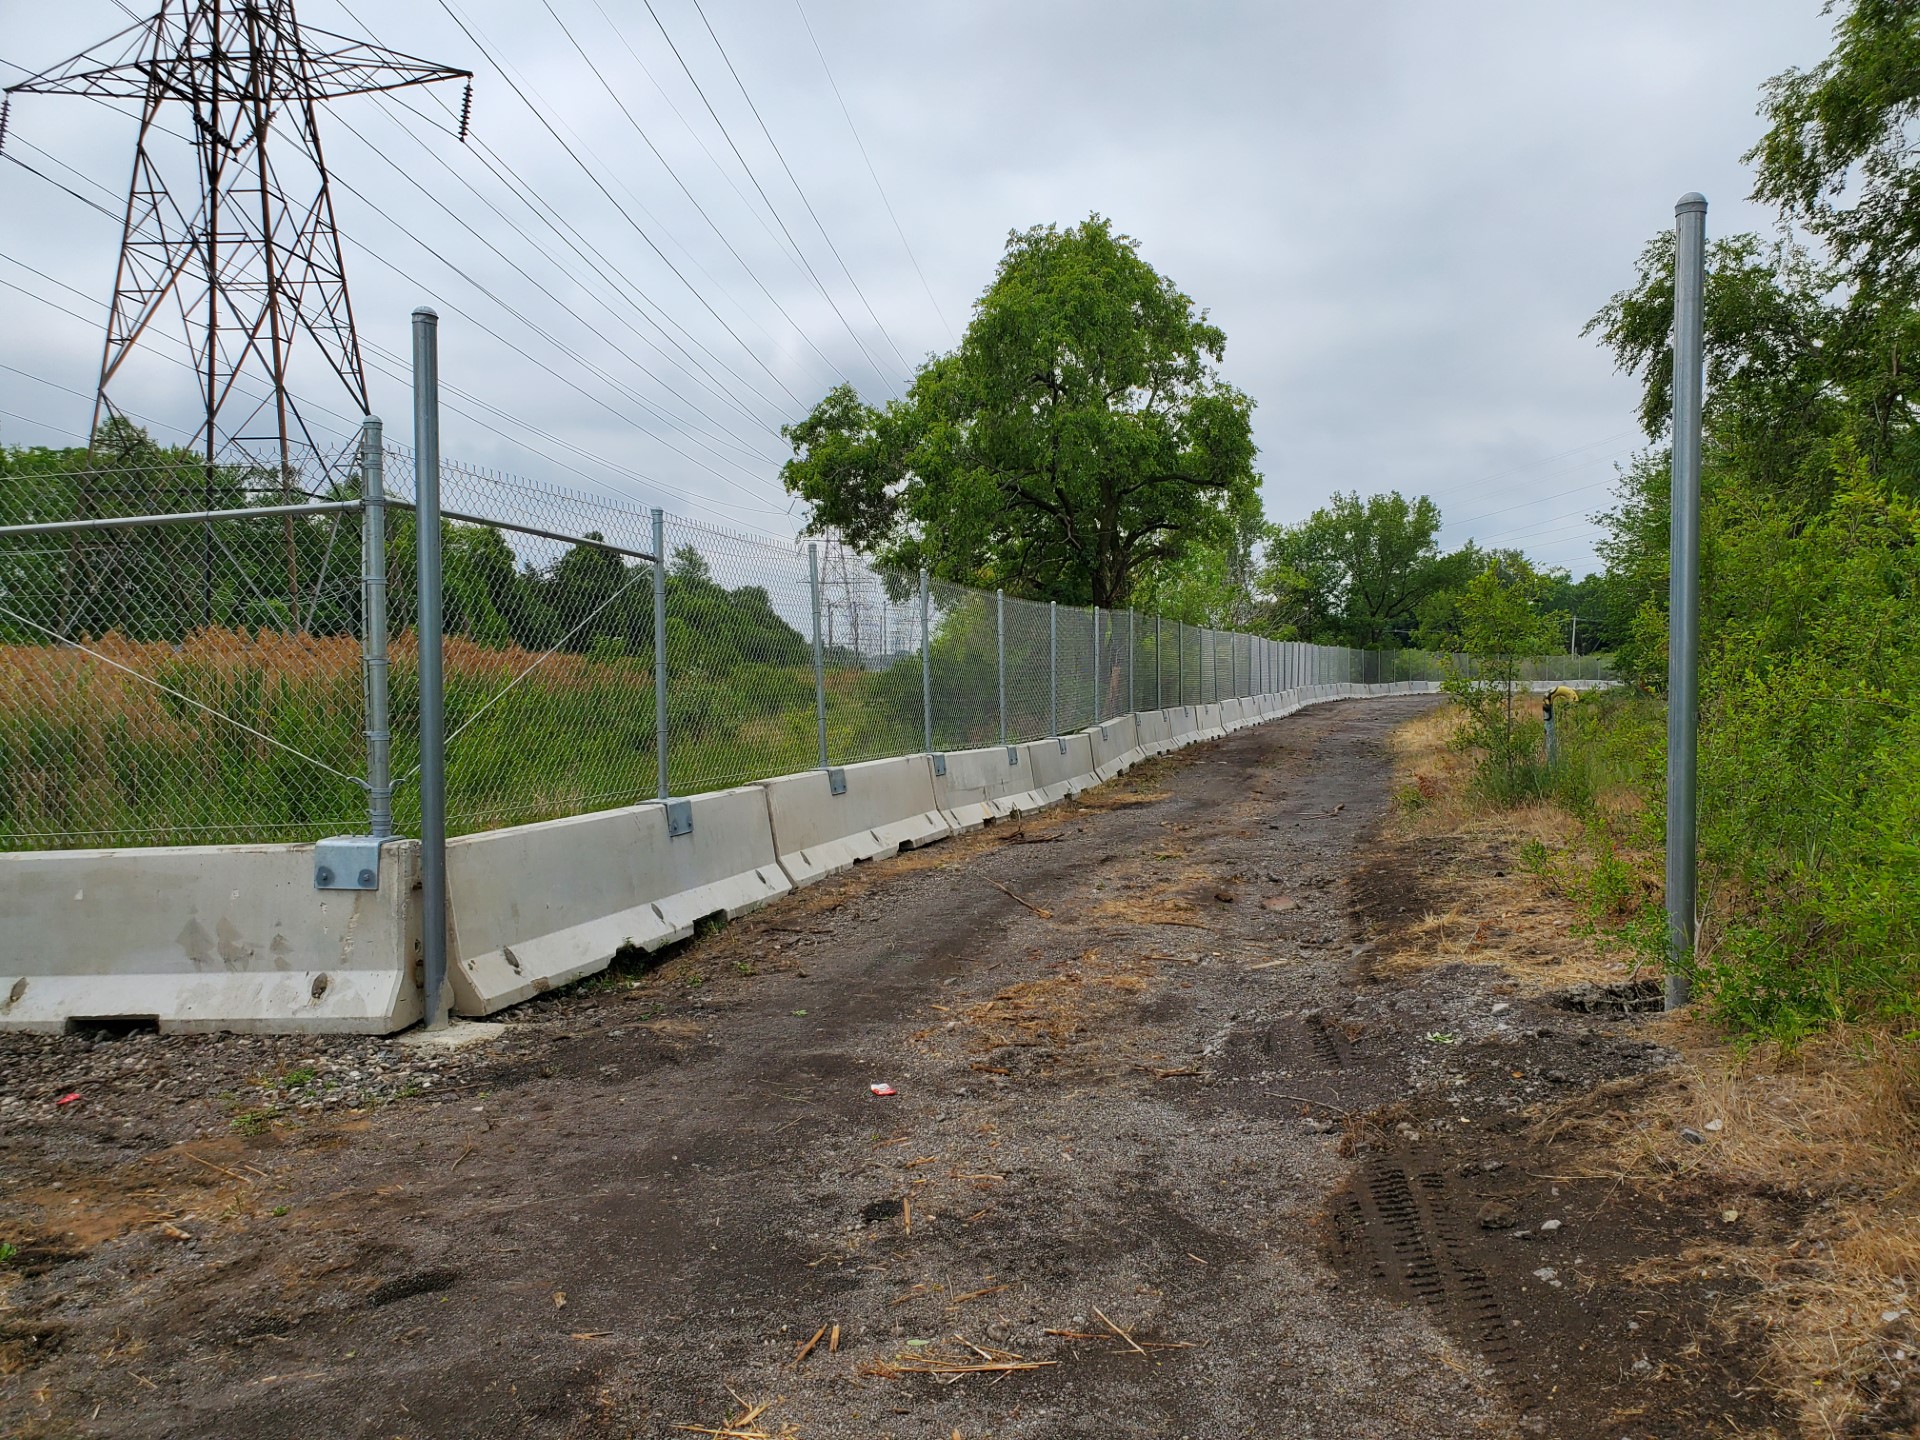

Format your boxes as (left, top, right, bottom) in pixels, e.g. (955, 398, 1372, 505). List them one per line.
(0, 420, 1611, 852)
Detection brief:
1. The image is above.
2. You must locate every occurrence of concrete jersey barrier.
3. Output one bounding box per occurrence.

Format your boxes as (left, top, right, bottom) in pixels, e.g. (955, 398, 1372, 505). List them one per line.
(445, 785, 789, 1016)
(933, 744, 1048, 833)
(1086, 717, 1142, 782)
(1023, 731, 1098, 803)
(761, 755, 951, 887)
(1135, 708, 1173, 757)
(0, 840, 424, 1034)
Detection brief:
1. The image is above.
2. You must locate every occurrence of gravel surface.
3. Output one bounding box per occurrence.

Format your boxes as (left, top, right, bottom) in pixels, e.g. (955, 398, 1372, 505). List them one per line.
(0, 699, 1783, 1438)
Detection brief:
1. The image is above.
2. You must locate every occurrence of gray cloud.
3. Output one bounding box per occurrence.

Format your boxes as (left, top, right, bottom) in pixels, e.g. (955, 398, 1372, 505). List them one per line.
(0, 0, 1834, 569)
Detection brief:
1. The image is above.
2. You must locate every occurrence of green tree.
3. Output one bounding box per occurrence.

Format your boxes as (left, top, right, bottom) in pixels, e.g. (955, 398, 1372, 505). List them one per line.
(1749, 0, 1920, 309)
(1128, 500, 1267, 628)
(1261, 491, 1474, 647)
(1575, 0, 1920, 1033)
(1441, 558, 1562, 799)
(780, 216, 1261, 608)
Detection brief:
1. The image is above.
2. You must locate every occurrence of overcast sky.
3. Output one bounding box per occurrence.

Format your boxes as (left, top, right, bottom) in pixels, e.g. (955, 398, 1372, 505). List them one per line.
(0, 0, 1837, 573)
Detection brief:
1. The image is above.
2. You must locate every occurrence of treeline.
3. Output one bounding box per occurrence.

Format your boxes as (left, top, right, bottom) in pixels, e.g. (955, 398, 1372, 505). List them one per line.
(1132, 490, 1610, 654)
(0, 420, 810, 674)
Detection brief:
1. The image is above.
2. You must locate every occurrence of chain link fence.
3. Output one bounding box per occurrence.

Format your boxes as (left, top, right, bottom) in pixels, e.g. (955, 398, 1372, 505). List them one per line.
(1, 424, 1611, 851)
(0, 437, 374, 848)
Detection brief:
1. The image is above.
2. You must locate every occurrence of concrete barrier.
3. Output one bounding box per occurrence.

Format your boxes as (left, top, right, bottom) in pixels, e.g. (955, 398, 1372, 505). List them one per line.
(762, 755, 952, 888)
(1196, 703, 1226, 739)
(934, 744, 1048, 833)
(0, 840, 424, 1034)
(445, 785, 789, 1015)
(1135, 708, 1173, 757)
(1086, 716, 1143, 781)
(1166, 706, 1199, 750)
(1024, 731, 1098, 803)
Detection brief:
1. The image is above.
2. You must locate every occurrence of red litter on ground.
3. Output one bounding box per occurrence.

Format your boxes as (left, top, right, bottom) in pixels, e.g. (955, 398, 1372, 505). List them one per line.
(56, 1093, 80, 1106)
(869, 1083, 897, 1097)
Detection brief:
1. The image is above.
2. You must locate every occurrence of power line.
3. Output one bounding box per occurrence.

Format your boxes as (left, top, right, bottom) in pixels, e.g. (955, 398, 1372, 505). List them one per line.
(342, 227, 790, 515)
(319, 3, 807, 428)
(428, 0, 817, 413)
(688, 0, 913, 379)
(0, 87, 794, 526)
(376, 87, 787, 436)
(580, 0, 824, 296)
(1440, 431, 1641, 512)
(326, 105, 781, 471)
(632, 0, 901, 392)
(0, 165, 795, 527)
(792, 0, 952, 345)
(534, 0, 858, 398)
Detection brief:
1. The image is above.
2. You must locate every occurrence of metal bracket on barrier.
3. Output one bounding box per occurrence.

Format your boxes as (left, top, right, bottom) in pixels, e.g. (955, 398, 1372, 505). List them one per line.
(1006, 746, 1019, 766)
(827, 767, 847, 796)
(666, 798, 693, 837)
(1058, 737, 1069, 754)
(314, 834, 394, 891)
(931, 753, 947, 777)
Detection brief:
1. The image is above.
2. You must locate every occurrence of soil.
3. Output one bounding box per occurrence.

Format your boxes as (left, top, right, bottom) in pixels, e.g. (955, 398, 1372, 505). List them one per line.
(0, 698, 1795, 1439)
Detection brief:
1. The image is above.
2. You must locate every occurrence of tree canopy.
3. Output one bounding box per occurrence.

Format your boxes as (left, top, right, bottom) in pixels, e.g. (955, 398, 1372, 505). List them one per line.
(1259, 491, 1483, 649)
(780, 216, 1261, 609)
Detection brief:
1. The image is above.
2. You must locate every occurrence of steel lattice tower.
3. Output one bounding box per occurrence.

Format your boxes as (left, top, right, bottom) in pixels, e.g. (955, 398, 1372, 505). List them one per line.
(5, 2, 469, 473)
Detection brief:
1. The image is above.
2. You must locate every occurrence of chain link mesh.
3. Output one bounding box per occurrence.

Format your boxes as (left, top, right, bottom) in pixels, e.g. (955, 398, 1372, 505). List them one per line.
(2, 432, 1612, 851)
(0, 439, 370, 849)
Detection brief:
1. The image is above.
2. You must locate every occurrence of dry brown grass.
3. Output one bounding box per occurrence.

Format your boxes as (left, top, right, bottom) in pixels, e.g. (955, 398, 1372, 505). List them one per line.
(1073, 788, 1173, 811)
(962, 947, 1154, 1059)
(1595, 1026, 1920, 1437)
(1383, 704, 1920, 1437)
(1371, 705, 1626, 992)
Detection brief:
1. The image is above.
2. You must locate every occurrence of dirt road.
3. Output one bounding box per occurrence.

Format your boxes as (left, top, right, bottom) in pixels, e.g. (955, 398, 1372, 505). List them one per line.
(0, 699, 1784, 1438)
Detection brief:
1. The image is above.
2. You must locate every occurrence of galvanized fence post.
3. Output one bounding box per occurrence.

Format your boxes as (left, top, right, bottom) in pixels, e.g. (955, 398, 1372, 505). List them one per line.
(920, 567, 932, 754)
(1127, 610, 1136, 712)
(652, 507, 668, 802)
(810, 542, 828, 769)
(1049, 600, 1058, 737)
(1155, 613, 1163, 707)
(1092, 605, 1101, 723)
(358, 417, 392, 840)
(1667, 192, 1708, 1012)
(411, 307, 448, 1029)
(996, 588, 1007, 747)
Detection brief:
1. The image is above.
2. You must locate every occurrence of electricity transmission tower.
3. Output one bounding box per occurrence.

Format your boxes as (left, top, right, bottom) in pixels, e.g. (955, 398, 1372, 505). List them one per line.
(4, 2, 469, 476)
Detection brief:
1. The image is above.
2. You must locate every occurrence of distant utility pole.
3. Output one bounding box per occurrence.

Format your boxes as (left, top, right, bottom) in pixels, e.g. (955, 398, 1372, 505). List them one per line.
(1666, 193, 1708, 1012)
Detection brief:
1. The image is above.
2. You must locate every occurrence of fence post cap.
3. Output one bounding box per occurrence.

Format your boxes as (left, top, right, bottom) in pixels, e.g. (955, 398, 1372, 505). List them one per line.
(411, 305, 439, 322)
(1675, 192, 1707, 215)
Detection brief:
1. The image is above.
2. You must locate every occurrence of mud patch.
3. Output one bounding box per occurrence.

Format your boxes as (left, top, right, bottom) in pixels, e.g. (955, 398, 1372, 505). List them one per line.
(1555, 979, 1664, 1016)
(1327, 1121, 1796, 1438)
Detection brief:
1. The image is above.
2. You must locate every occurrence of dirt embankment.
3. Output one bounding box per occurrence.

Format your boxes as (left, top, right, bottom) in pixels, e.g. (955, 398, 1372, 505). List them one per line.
(0, 698, 1840, 1438)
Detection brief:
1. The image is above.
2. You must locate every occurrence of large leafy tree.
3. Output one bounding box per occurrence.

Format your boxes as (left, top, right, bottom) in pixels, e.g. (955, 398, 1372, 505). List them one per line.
(779, 216, 1260, 608)
(1260, 491, 1476, 647)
